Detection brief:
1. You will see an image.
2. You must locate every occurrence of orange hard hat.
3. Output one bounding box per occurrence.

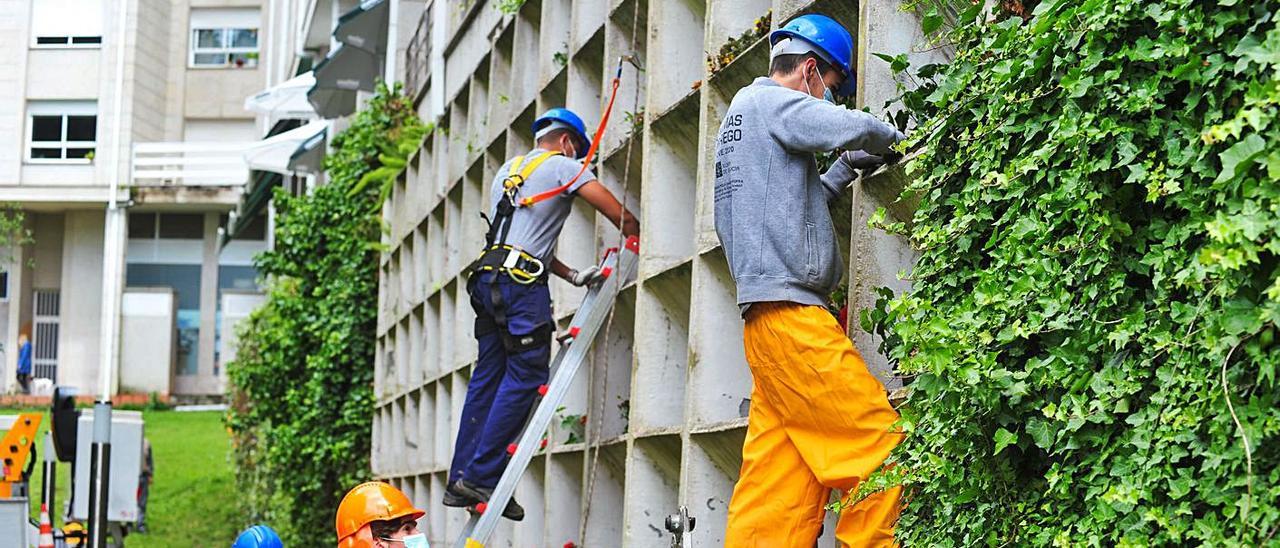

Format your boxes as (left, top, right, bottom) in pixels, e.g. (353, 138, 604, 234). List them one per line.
(336, 481, 426, 548)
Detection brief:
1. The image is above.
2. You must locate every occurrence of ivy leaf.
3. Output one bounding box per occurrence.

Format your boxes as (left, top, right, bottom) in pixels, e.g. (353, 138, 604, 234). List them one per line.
(1213, 133, 1266, 183)
(993, 427, 1018, 454)
(921, 8, 944, 35)
(873, 52, 910, 74)
(1026, 419, 1056, 450)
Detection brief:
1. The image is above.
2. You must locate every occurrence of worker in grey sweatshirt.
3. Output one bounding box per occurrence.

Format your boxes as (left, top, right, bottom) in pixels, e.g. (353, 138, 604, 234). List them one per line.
(713, 13, 906, 546)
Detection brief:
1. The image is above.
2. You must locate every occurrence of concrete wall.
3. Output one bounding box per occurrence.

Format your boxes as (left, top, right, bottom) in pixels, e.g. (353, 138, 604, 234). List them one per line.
(373, 1, 940, 546)
(132, 0, 175, 143)
(25, 51, 103, 100)
(182, 3, 266, 120)
(58, 209, 106, 393)
(219, 288, 264, 367)
(0, 0, 33, 184)
(119, 287, 176, 394)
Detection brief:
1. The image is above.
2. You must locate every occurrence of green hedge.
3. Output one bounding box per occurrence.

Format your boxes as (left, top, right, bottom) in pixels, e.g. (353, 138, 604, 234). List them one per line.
(225, 85, 426, 546)
(868, 0, 1280, 544)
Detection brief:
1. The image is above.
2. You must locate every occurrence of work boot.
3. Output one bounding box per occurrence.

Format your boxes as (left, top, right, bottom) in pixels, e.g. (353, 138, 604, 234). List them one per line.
(443, 481, 476, 508)
(451, 479, 525, 521)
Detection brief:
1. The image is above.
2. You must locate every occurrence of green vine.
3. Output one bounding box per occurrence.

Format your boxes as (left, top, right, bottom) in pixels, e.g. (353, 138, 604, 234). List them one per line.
(862, 1, 1280, 544)
(707, 10, 772, 74)
(0, 204, 33, 267)
(225, 84, 426, 546)
(494, 0, 525, 15)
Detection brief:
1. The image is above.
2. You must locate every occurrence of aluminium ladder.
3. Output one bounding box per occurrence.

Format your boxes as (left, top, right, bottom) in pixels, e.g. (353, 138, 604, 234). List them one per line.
(453, 235, 641, 548)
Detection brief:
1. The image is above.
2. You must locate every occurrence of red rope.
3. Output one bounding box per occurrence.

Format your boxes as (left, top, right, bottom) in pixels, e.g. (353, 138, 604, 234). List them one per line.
(520, 75, 623, 207)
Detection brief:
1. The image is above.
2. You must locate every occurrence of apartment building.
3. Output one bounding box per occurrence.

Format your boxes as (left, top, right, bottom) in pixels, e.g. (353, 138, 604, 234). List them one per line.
(0, 0, 317, 398)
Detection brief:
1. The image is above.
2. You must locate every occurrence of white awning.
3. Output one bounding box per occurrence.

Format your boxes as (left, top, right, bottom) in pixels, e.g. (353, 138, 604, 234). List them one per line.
(242, 120, 330, 175)
(244, 72, 318, 119)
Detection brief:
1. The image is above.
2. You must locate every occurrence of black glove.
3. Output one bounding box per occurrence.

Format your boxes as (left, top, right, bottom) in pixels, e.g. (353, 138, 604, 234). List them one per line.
(838, 150, 886, 170)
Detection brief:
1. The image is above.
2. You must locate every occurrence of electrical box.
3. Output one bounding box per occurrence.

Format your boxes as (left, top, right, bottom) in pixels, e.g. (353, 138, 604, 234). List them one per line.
(72, 411, 144, 524)
(0, 497, 33, 547)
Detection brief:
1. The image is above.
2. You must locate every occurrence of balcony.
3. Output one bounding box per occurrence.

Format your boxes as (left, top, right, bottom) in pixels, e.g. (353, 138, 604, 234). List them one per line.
(405, 4, 433, 104)
(131, 141, 253, 187)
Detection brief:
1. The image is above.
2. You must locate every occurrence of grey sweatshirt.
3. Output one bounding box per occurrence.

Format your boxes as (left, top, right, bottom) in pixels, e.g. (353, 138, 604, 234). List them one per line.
(713, 77, 903, 310)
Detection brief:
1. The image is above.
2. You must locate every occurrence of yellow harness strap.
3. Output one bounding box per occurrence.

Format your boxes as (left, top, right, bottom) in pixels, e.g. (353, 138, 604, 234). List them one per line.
(503, 150, 561, 194)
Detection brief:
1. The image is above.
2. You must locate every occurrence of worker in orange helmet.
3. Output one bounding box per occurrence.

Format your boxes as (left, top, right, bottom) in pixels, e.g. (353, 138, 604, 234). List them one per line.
(336, 481, 429, 548)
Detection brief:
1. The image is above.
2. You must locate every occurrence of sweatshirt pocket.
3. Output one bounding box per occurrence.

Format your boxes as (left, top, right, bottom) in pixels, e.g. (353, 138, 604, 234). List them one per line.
(805, 221, 818, 280)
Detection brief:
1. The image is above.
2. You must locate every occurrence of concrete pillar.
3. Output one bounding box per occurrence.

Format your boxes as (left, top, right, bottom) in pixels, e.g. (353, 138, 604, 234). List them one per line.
(0, 215, 34, 394)
(59, 210, 106, 394)
(196, 212, 220, 392)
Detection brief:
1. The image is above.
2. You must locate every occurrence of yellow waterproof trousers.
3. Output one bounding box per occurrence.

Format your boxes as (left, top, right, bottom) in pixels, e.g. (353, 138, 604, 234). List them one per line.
(725, 302, 903, 547)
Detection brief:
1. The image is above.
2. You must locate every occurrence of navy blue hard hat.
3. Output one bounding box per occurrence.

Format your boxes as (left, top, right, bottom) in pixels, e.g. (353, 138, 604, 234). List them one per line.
(233, 525, 283, 548)
(770, 14, 857, 97)
(532, 108, 590, 158)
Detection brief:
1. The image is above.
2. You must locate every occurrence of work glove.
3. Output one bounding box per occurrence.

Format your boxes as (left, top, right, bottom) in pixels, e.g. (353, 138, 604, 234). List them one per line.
(568, 265, 604, 287)
(838, 150, 886, 171)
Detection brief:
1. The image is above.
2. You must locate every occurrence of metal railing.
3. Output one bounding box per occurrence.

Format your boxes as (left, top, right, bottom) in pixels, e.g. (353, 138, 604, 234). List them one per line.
(131, 141, 252, 186)
(405, 4, 432, 103)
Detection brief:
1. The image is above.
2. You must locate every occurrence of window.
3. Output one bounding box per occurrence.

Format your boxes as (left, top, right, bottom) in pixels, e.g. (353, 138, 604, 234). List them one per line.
(158, 213, 205, 239)
(27, 101, 97, 163)
(189, 8, 260, 68)
(128, 213, 206, 240)
(31, 0, 103, 48)
(0, 271, 8, 302)
(128, 213, 157, 239)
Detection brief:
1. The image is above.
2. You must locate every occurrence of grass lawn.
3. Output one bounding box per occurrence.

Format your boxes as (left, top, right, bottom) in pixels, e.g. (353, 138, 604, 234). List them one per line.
(4, 408, 239, 546)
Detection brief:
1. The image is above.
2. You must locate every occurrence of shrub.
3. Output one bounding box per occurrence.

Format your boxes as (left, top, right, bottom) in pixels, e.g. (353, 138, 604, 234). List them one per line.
(867, 0, 1280, 544)
(225, 84, 427, 546)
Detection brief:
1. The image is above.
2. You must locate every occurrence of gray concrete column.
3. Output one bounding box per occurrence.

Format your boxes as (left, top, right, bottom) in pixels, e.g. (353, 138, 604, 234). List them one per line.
(196, 212, 220, 392)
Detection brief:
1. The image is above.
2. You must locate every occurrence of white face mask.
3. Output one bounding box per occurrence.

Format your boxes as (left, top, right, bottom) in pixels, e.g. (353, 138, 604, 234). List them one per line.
(564, 135, 579, 159)
(804, 63, 835, 103)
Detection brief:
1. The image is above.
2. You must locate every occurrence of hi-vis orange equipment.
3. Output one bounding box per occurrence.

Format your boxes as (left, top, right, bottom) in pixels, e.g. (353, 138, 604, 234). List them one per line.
(336, 481, 426, 548)
(0, 413, 41, 499)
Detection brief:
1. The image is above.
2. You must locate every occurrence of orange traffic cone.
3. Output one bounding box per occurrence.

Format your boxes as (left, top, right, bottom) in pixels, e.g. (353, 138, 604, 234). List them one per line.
(38, 503, 54, 548)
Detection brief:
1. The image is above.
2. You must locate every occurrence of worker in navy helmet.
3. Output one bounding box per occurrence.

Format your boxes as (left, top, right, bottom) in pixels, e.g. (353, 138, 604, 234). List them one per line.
(233, 524, 284, 548)
(445, 107, 639, 521)
(714, 12, 907, 546)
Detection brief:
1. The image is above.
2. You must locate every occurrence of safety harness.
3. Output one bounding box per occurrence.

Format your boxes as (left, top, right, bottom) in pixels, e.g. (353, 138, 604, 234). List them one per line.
(467, 150, 561, 283)
(465, 150, 562, 351)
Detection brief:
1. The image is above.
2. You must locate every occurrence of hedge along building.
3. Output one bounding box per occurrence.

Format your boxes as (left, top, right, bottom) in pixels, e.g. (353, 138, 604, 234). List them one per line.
(372, 0, 950, 545)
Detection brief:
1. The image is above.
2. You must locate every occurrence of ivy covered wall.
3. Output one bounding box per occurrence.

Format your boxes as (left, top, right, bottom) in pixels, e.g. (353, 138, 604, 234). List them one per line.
(869, 0, 1280, 544)
(225, 85, 427, 546)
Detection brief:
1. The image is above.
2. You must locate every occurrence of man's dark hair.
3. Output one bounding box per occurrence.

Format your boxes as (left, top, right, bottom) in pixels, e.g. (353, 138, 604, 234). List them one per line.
(769, 51, 833, 77)
(369, 518, 403, 539)
(536, 127, 573, 146)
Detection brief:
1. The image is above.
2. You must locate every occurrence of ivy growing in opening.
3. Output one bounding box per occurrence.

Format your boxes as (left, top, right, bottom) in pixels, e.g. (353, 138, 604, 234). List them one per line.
(864, 0, 1280, 544)
(226, 84, 426, 546)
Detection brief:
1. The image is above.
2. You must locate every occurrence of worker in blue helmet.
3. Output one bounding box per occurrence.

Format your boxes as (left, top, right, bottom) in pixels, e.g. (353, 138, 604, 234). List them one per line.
(233, 524, 283, 548)
(713, 13, 907, 546)
(445, 106, 638, 521)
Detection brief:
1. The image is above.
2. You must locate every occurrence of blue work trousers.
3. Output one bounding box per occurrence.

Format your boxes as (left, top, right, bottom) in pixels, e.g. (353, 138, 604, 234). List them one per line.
(449, 273, 552, 488)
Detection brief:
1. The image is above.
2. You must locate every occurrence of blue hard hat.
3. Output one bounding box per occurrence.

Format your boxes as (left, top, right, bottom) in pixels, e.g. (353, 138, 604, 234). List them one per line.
(769, 14, 857, 98)
(532, 108, 590, 158)
(233, 525, 283, 548)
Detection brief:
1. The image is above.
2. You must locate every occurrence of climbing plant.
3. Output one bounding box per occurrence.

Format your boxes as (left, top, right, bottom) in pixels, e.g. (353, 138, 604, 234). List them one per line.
(862, 0, 1280, 544)
(225, 83, 427, 546)
(0, 204, 33, 267)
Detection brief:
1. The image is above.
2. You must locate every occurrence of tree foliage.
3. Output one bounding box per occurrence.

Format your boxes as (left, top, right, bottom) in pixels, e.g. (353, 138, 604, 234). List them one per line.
(225, 84, 426, 546)
(866, 0, 1280, 544)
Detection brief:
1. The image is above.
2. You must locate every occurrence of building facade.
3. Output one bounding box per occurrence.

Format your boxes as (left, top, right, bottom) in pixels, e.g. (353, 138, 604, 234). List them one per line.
(366, 0, 949, 545)
(0, 0, 300, 397)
